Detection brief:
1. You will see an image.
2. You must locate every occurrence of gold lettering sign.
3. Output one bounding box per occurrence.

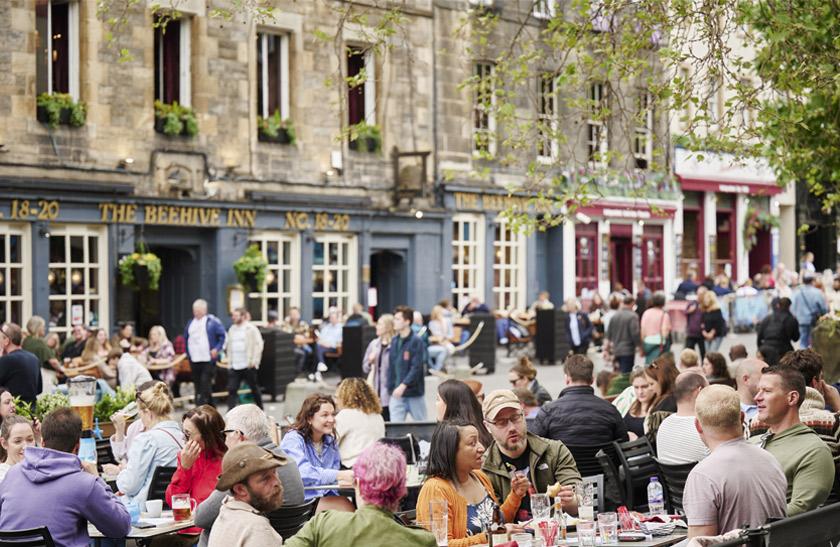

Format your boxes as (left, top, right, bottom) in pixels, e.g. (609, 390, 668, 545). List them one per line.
(97, 202, 255, 228)
(454, 192, 480, 210)
(453, 192, 530, 212)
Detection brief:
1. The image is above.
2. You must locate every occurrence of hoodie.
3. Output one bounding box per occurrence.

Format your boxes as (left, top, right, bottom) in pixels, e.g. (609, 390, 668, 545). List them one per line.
(0, 446, 132, 547)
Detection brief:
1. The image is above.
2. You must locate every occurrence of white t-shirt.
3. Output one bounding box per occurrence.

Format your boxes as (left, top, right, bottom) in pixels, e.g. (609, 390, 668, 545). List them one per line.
(188, 315, 211, 362)
(334, 408, 385, 468)
(0, 463, 9, 482)
(229, 325, 248, 370)
(656, 414, 710, 464)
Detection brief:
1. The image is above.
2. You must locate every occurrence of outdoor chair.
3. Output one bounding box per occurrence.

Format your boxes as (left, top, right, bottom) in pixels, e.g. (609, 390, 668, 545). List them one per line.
(595, 448, 626, 509)
(394, 508, 417, 526)
(147, 465, 177, 502)
(581, 474, 606, 515)
(653, 457, 697, 514)
(566, 442, 619, 478)
(95, 439, 116, 469)
(613, 437, 659, 512)
(0, 526, 56, 547)
(379, 434, 419, 465)
(267, 498, 320, 539)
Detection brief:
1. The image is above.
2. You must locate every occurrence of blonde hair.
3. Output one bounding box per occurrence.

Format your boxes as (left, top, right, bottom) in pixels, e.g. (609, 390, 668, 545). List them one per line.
(511, 356, 537, 381)
(148, 325, 170, 349)
(695, 385, 741, 432)
(378, 313, 395, 345)
(430, 305, 445, 322)
(137, 381, 174, 419)
(680, 348, 699, 368)
(704, 291, 721, 312)
(26, 316, 46, 338)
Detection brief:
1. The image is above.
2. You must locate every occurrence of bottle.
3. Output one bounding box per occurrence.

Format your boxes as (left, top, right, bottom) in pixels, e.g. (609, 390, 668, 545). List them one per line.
(554, 495, 566, 543)
(647, 477, 665, 515)
(487, 503, 507, 547)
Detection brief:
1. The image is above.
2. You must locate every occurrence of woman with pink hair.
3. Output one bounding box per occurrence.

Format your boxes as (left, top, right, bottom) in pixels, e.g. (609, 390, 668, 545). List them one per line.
(284, 443, 436, 546)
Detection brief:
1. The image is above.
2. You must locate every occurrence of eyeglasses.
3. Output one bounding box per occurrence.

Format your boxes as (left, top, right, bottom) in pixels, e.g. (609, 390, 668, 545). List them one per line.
(486, 413, 524, 428)
(0, 327, 9, 340)
(222, 429, 242, 436)
(509, 377, 524, 385)
(184, 431, 199, 441)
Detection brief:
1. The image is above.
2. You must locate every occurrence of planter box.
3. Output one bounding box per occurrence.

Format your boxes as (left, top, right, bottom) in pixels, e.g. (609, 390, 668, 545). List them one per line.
(258, 128, 291, 144)
(36, 105, 72, 126)
(154, 116, 191, 136)
(349, 137, 378, 153)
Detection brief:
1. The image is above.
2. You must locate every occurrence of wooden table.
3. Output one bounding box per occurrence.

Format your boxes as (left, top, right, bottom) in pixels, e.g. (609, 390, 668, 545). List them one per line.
(88, 513, 194, 547)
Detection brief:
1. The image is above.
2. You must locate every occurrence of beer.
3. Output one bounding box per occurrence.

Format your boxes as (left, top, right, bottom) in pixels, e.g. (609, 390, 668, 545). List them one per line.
(69, 395, 95, 431)
(487, 503, 506, 547)
(172, 494, 196, 522)
(172, 506, 192, 521)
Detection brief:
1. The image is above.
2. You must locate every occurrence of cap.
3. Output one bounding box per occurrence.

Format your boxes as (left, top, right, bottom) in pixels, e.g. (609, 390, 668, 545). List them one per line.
(267, 310, 279, 321)
(216, 442, 287, 491)
(482, 389, 522, 421)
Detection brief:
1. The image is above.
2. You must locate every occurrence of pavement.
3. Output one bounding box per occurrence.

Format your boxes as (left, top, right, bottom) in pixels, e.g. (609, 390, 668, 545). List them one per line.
(184, 330, 761, 425)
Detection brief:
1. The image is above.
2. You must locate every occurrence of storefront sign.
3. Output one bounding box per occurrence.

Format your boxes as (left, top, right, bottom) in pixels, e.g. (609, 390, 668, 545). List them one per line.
(98, 203, 257, 228)
(674, 147, 783, 195)
(454, 192, 531, 212)
(283, 212, 350, 232)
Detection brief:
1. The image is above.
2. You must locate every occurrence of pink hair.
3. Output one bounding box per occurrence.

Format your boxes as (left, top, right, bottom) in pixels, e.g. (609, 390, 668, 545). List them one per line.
(353, 442, 407, 511)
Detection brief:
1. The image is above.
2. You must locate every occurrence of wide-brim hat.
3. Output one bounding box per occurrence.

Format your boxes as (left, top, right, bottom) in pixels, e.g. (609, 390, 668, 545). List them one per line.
(216, 442, 287, 491)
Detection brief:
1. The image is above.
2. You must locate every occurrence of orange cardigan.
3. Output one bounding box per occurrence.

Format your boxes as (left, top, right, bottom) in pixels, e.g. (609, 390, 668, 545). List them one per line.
(416, 470, 524, 547)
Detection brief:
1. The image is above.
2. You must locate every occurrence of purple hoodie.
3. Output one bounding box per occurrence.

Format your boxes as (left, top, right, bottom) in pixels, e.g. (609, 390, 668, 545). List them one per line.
(0, 446, 132, 547)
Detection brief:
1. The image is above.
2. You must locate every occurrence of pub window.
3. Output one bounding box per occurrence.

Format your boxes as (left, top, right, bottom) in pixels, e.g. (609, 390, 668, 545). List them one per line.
(738, 78, 753, 130)
(587, 82, 609, 167)
(35, 0, 80, 98)
(247, 232, 300, 324)
(493, 217, 526, 311)
(0, 225, 31, 327)
(452, 213, 486, 312)
(633, 92, 653, 170)
(537, 74, 557, 163)
(257, 32, 290, 121)
(706, 77, 719, 129)
(534, 0, 556, 18)
(473, 62, 496, 155)
(347, 46, 375, 126)
(154, 16, 191, 106)
(312, 234, 358, 320)
(48, 225, 108, 336)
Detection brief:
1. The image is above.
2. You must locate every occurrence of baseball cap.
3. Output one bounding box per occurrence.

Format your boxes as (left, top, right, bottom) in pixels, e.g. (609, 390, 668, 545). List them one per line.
(482, 389, 522, 421)
(216, 442, 287, 491)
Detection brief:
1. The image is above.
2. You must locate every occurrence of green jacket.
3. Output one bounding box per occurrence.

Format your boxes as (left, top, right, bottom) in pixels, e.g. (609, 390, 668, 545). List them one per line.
(284, 503, 436, 547)
(751, 422, 835, 516)
(481, 431, 581, 503)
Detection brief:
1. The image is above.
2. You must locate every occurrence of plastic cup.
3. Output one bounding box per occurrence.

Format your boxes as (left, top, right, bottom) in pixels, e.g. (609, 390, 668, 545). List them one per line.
(599, 512, 619, 544)
(578, 520, 597, 547)
(510, 533, 532, 547)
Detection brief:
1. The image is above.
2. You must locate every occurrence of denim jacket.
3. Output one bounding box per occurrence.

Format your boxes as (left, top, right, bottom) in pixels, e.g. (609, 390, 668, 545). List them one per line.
(116, 420, 183, 506)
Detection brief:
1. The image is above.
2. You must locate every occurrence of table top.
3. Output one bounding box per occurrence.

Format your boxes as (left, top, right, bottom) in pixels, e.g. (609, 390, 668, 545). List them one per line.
(304, 481, 423, 491)
(89, 513, 194, 539)
(556, 532, 687, 546)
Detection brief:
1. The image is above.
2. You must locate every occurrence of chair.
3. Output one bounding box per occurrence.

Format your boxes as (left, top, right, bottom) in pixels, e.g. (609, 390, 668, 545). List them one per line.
(379, 434, 418, 465)
(147, 466, 177, 501)
(612, 437, 659, 511)
(95, 439, 116, 468)
(394, 508, 417, 526)
(267, 498, 320, 539)
(566, 442, 618, 478)
(595, 449, 626, 509)
(0, 527, 56, 547)
(581, 474, 606, 515)
(653, 457, 697, 514)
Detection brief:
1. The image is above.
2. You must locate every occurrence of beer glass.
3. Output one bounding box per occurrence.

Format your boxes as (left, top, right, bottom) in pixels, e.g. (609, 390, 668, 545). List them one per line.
(171, 494, 197, 521)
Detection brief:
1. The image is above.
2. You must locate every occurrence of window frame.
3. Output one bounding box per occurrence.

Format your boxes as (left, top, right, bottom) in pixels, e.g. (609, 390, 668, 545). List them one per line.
(533, 0, 556, 19)
(473, 62, 497, 156)
(312, 233, 358, 320)
(257, 32, 290, 121)
(346, 45, 376, 126)
(452, 213, 486, 313)
(36, 0, 80, 99)
(633, 92, 653, 170)
(247, 231, 301, 325)
(154, 16, 192, 107)
(0, 224, 32, 327)
(587, 82, 609, 168)
(537, 74, 558, 163)
(492, 216, 527, 311)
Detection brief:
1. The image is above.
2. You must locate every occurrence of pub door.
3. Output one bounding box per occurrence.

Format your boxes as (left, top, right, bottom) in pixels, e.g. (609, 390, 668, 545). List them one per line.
(370, 250, 407, 319)
(137, 245, 201, 340)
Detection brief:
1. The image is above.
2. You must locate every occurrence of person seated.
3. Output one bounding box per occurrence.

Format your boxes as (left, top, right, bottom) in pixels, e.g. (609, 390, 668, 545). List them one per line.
(656, 371, 710, 465)
(61, 323, 90, 361)
(286, 443, 437, 547)
(435, 380, 493, 448)
(727, 344, 748, 378)
(142, 325, 177, 387)
(508, 357, 552, 406)
(195, 404, 304, 547)
(344, 303, 373, 326)
(101, 349, 153, 391)
(103, 380, 156, 470)
(418, 420, 529, 546)
(523, 291, 554, 319)
(279, 393, 354, 512)
(111, 322, 144, 354)
(462, 378, 485, 405)
(280, 307, 313, 379)
(335, 378, 385, 468)
(702, 352, 734, 386)
(314, 308, 343, 380)
(675, 270, 700, 297)
(428, 305, 455, 372)
(461, 296, 490, 316)
(679, 348, 701, 372)
(0, 408, 132, 546)
(207, 443, 289, 547)
(0, 415, 37, 482)
(512, 387, 540, 419)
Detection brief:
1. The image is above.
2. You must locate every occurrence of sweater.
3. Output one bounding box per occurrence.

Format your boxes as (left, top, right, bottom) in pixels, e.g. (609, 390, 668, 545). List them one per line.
(417, 471, 523, 547)
(166, 449, 224, 533)
(751, 422, 835, 516)
(532, 385, 628, 445)
(207, 496, 284, 547)
(0, 447, 132, 547)
(116, 420, 183, 506)
(279, 429, 341, 501)
(223, 322, 265, 368)
(335, 408, 385, 468)
(362, 337, 391, 407)
(285, 503, 436, 547)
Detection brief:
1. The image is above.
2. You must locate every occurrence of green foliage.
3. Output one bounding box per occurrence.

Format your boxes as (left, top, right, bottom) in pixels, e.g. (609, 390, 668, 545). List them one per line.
(154, 100, 199, 137)
(94, 386, 136, 421)
(36, 93, 87, 129)
(118, 243, 163, 290)
(233, 244, 268, 292)
(15, 392, 71, 421)
(258, 110, 297, 144)
(743, 208, 782, 251)
(347, 121, 382, 153)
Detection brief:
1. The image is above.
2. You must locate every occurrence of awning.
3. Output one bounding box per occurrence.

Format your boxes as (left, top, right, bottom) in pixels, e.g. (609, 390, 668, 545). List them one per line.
(674, 147, 783, 196)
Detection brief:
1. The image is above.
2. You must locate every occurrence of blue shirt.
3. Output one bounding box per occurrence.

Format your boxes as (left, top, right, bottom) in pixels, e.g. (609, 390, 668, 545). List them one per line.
(318, 322, 344, 347)
(279, 430, 340, 501)
(116, 421, 183, 506)
(791, 285, 827, 326)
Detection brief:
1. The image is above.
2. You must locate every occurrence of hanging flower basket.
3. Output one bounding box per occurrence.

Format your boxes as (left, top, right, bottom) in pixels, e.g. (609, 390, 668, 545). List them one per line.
(233, 245, 268, 293)
(119, 246, 162, 291)
(743, 208, 781, 252)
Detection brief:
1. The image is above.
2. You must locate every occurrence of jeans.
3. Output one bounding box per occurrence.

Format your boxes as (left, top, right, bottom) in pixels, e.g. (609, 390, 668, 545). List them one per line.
(315, 344, 338, 368)
(389, 395, 427, 421)
(615, 354, 635, 374)
(704, 336, 723, 353)
(227, 367, 263, 409)
(684, 336, 706, 360)
(496, 318, 511, 342)
(294, 344, 313, 375)
(799, 325, 814, 348)
(191, 361, 215, 407)
(428, 345, 448, 371)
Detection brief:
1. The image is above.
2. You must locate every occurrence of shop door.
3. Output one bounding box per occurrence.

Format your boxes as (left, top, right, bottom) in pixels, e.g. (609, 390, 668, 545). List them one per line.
(370, 250, 407, 319)
(142, 246, 201, 340)
(610, 237, 632, 292)
(575, 224, 598, 297)
(749, 229, 772, 278)
(642, 226, 664, 291)
(682, 209, 703, 279)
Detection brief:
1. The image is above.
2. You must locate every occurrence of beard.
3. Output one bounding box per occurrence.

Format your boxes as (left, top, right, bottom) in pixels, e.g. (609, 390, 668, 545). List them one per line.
(247, 485, 284, 513)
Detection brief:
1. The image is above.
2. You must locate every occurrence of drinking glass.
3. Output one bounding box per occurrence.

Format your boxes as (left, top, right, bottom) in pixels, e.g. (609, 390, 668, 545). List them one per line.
(577, 520, 597, 547)
(171, 494, 197, 521)
(510, 533, 532, 547)
(428, 500, 448, 546)
(416, 520, 439, 541)
(599, 512, 619, 544)
(575, 481, 595, 521)
(531, 493, 550, 523)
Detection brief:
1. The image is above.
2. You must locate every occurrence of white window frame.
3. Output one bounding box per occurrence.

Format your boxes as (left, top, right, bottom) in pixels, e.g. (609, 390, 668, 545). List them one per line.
(312, 233, 358, 320)
(257, 32, 290, 120)
(633, 92, 653, 170)
(537, 74, 558, 163)
(39, 0, 80, 98)
(738, 78, 753, 130)
(347, 45, 376, 124)
(534, 0, 556, 19)
(587, 82, 608, 168)
(0, 224, 32, 327)
(155, 17, 191, 107)
(47, 224, 109, 337)
(248, 231, 300, 325)
(706, 77, 719, 129)
(452, 213, 486, 312)
(469, 0, 494, 6)
(473, 62, 496, 156)
(493, 216, 527, 311)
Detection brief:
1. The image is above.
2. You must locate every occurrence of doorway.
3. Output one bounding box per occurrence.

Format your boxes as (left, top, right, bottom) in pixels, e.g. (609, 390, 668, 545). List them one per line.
(369, 250, 407, 319)
(611, 237, 633, 291)
(136, 245, 202, 339)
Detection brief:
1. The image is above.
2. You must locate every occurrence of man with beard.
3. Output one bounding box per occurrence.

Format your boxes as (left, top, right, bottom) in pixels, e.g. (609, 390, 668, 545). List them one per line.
(208, 442, 288, 547)
(480, 389, 581, 521)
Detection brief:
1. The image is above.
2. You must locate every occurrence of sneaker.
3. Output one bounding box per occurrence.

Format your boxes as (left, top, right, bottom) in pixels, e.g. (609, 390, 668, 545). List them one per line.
(315, 371, 324, 383)
(307, 373, 316, 382)
(499, 337, 509, 345)
(316, 362, 328, 372)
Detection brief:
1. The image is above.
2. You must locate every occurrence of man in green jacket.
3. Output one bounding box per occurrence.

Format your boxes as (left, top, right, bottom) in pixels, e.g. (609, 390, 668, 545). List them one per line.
(481, 389, 581, 521)
(751, 366, 835, 516)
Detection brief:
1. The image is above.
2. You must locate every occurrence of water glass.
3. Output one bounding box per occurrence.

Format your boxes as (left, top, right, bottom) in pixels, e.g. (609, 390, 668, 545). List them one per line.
(510, 532, 532, 547)
(599, 512, 619, 544)
(416, 520, 439, 540)
(428, 500, 448, 546)
(575, 481, 595, 521)
(577, 520, 597, 547)
(531, 493, 550, 522)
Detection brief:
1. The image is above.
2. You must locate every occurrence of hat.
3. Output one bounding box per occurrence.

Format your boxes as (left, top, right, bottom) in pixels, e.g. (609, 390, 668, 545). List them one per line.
(267, 310, 279, 320)
(216, 442, 287, 491)
(482, 389, 522, 421)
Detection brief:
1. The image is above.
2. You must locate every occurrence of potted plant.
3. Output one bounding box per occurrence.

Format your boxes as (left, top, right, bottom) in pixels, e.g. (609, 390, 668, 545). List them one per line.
(258, 110, 296, 144)
(36, 92, 87, 129)
(118, 244, 163, 291)
(17, 387, 138, 438)
(743, 207, 782, 252)
(233, 244, 268, 293)
(348, 121, 382, 153)
(154, 100, 199, 137)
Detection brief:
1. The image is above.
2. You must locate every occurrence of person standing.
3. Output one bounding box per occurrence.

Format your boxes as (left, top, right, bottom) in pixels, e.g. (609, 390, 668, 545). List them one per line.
(640, 291, 672, 364)
(0, 323, 42, 406)
(605, 294, 641, 374)
(791, 273, 827, 348)
(683, 286, 708, 360)
(564, 298, 593, 355)
(756, 297, 800, 356)
(223, 308, 264, 410)
(387, 305, 427, 421)
(184, 299, 227, 407)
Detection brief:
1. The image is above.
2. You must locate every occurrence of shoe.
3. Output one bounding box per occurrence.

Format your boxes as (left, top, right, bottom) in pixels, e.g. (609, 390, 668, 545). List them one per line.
(307, 373, 316, 382)
(499, 337, 509, 345)
(316, 362, 328, 372)
(315, 371, 324, 383)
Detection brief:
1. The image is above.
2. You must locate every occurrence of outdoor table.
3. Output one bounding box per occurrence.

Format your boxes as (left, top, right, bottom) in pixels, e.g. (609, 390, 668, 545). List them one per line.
(88, 511, 194, 547)
(470, 532, 687, 547)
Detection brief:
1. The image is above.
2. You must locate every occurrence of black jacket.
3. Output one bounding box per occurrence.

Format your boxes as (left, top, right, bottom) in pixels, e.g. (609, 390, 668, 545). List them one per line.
(532, 385, 629, 445)
(530, 378, 553, 406)
(757, 310, 800, 355)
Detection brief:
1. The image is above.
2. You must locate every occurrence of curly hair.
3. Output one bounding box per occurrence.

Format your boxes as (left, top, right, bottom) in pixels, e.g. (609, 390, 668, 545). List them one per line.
(290, 393, 337, 444)
(336, 378, 382, 415)
(354, 442, 407, 511)
(704, 352, 731, 380)
(183, 405, 227, 461)
(511, 356, 537, 380)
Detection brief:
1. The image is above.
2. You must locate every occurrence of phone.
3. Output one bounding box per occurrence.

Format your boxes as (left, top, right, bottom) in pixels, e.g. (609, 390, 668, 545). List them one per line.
(618, 533, 646, 542)
(133, 522, 156, 529)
